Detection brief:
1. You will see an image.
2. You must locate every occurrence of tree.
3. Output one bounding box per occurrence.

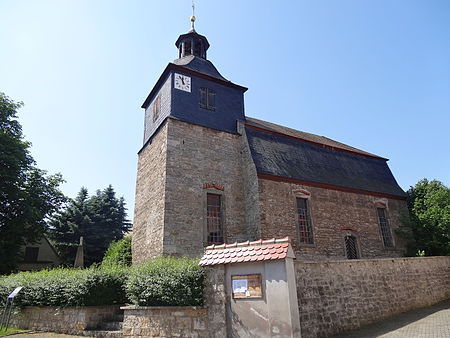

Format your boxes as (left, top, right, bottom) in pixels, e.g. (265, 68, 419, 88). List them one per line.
(403, 179, 450, 256)
(87, 186, 131, 265)
(0, 93, 65, 274)
(47, 185, 131, 266)
(101, 236, 132, 267)
(46, 188, 92, 265)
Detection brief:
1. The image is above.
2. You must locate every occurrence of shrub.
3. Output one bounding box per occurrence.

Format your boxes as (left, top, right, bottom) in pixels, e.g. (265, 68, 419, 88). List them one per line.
(126, 256, 203, 306)
(101, 236, 132, 267)
(0, 256, 204, 308)
(0, 265, 129, 307)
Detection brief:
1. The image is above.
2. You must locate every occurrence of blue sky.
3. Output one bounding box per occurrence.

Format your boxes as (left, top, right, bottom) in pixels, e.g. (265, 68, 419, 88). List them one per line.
(1, 1, 449, 220)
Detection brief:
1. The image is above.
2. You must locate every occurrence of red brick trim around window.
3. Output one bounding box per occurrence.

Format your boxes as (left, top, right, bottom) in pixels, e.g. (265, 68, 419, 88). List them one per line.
(202, 183, 224, 191)
(340, 226, 359, 232)
(293, 189, 311, 196)
(257, 173, 407, 201)
(374, 201, 387, 207)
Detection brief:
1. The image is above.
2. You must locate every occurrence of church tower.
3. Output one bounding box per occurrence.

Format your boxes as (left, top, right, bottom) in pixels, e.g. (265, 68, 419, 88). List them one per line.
(133, 13, 409, 264)
(132, 18, 249, 263)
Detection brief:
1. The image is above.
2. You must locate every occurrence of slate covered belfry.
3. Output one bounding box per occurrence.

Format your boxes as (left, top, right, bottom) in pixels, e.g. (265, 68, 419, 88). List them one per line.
(132, 25, 408, 264)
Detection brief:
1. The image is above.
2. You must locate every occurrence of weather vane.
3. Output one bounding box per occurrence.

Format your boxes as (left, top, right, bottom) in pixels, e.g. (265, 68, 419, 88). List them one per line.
(191, 0, 196, 30)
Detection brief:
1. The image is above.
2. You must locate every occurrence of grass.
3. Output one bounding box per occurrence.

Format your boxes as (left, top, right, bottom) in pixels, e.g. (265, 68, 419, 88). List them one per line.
(0, 328, 28, 336)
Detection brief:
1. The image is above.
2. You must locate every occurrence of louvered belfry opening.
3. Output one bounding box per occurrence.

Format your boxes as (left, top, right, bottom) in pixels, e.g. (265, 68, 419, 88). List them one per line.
(207, 193, 223, 244)
(176, 31, 209, 59)
(183, 40, 192, 56)
(345, 235, 358, 259)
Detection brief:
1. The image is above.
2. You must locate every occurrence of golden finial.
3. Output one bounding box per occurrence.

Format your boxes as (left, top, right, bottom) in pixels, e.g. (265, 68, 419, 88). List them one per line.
(191, 1, 196, 30)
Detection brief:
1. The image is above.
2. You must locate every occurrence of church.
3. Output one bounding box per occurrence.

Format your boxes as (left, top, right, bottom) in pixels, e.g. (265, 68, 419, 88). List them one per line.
(131, 22, 408, 264)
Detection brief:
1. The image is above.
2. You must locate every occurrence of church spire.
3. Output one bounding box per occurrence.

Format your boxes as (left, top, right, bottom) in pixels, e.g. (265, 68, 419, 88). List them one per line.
(175, 3, 209, 59)
(190, 1, 196, 31)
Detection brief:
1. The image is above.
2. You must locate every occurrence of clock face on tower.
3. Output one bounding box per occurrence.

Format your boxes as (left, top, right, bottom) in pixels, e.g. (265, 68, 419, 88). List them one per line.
(174, 73, 191, 92)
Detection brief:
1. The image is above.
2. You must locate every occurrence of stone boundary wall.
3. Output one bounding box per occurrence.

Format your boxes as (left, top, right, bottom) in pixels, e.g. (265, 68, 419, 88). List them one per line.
(121, 306, 208, 338)
(203, 265, 227, 338)
(8, 305, 121, 335)
(295, 256, 450, 338)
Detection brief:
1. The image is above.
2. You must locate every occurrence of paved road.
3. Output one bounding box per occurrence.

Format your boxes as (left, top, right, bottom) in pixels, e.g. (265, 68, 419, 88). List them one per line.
(332, 299, 450, 338)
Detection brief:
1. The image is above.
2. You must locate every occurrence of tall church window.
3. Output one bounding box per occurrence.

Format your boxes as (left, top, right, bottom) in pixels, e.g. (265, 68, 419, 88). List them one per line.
(207, 193, 223, 244)
(377, 208, 394, 247)
(200, 87, 216, 111)
(344, 235, 359, 259)
(152, 95, 160, 122)
(297, 198, 313, 244)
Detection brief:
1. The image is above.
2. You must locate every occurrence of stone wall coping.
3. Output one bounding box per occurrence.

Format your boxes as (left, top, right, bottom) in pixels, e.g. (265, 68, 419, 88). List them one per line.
(295, 256, 450, 265)
(121, 305, 205, 310)
(20, 305, 122, 310)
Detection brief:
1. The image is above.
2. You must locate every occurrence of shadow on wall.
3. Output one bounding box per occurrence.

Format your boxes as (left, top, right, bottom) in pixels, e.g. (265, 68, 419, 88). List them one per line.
(230, 309, 256, 338)
(228, 276, 292, 338)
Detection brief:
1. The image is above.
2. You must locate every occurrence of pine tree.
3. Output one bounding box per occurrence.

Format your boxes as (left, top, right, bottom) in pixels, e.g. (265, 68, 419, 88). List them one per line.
(47, 185, 131, 266)
(47, 188, 92, 265)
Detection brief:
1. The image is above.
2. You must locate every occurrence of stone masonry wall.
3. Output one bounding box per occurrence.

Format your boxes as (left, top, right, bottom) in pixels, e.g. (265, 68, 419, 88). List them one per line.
(162, 118, 247, 256)
(122, 307, 208, 338)
(8, 306, 120, 335)
(238, 122, 261, 241)
(258, 179, 408, 260)
(203, 265, 227, 338)
(121, 266, 227, 338)
(132, 122, 168, 264)
(295, 256, 450, 338)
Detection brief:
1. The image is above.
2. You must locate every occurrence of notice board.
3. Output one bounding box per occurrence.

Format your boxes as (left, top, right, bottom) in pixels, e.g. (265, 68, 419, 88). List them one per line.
(231, 274, 262, 299)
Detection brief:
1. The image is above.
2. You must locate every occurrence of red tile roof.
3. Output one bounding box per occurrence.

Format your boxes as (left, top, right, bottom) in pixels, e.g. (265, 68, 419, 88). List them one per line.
(199, 237, 293, 266)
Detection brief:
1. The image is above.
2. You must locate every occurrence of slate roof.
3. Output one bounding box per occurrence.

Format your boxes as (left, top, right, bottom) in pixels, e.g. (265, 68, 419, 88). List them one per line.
(199, 237, 293, 266)
(175, 30, 210, 50)
(173, 55, 228, 81)
(246, 117, 383, 159)
(245, 119, 406, 198)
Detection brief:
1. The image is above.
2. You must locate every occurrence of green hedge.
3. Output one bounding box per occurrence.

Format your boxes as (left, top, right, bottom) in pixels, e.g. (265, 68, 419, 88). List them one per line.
(126, 256, 204, 306)
(0, 257, 204, 307)
(0, 265, 128, 307)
